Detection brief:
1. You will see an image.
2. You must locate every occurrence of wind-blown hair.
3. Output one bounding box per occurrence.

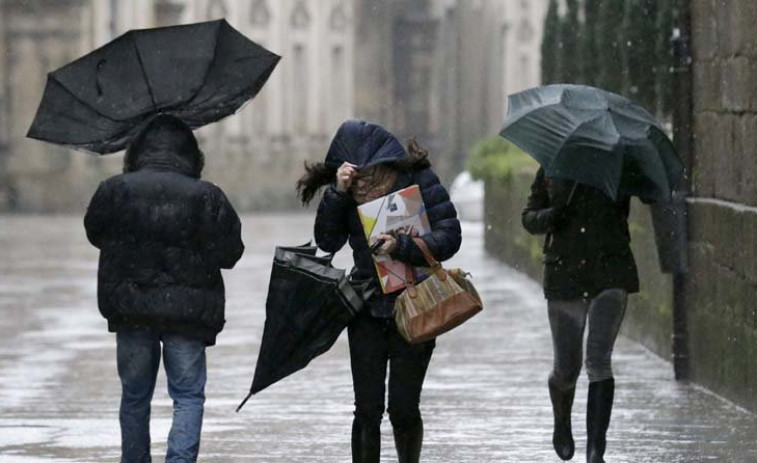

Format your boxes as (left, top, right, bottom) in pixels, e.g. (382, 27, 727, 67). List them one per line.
(123, 114, 205, 178)
(296, 137, 431, 206)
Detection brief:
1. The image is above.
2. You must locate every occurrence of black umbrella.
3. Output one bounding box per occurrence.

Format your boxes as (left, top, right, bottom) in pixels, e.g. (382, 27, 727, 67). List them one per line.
(27, 19, 280, 154)
(500, 84, 684, 203)
(237, 244, 366, 411)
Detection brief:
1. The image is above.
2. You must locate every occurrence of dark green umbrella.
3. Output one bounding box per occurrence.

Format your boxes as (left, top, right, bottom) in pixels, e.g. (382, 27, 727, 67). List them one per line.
(499, 84, 684, 203)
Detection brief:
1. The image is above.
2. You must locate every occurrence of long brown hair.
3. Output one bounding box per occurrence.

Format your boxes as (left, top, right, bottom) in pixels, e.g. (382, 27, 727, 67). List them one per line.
(295, 137, 431, 206)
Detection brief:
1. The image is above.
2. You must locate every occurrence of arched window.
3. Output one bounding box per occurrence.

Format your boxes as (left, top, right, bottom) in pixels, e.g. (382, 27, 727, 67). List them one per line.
(250, 0, 271, 27)
(329, 3, 348, 32)
(251, 40, 269, 136)
(207, 0, 228, 19)
(331, 45, 346, 126)
(109, 0, 119, 38)
(293, 44, 309, 133)
(290, 0, 311, 29)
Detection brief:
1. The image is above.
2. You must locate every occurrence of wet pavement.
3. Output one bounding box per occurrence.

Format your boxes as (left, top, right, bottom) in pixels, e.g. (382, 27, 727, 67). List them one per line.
(1, 214, 756, 462)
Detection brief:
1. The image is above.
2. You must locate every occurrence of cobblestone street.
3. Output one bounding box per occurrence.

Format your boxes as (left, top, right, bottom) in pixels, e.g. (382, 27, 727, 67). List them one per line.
(1, 214, 756, 462)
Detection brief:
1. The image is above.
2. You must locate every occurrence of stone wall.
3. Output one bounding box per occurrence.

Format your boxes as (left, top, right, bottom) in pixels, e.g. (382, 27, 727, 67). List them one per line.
(684, 199, 757, 410)
(685, 0, 757, 411)
(482, 0, 757, 414)
(483, 169, 675, 361)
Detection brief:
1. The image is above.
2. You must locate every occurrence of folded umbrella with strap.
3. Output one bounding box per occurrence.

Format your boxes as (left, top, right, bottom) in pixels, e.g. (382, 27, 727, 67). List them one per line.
(237, 243, 369, 411)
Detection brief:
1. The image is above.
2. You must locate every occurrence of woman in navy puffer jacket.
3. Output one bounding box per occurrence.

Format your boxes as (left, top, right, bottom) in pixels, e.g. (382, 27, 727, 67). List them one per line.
(297, 120, 461, 463)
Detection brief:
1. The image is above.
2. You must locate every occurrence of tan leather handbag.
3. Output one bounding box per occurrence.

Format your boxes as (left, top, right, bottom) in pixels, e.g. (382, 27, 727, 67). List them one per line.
(394, 238, 483, 344)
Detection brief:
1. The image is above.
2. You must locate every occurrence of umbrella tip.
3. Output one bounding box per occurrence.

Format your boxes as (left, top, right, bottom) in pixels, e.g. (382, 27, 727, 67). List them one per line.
(236, 392, 254, 413)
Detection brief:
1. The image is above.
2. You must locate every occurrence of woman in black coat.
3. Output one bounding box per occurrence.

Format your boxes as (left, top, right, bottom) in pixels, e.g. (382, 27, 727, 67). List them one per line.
(522, 168, 638, 463)
(297, 120, 461, 463)
(84, 115, 244, 463)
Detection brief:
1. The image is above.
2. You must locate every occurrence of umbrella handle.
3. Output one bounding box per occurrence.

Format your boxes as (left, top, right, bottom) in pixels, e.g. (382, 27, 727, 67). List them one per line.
(566, 182, 578, 207)
(369, 239, 386, 255)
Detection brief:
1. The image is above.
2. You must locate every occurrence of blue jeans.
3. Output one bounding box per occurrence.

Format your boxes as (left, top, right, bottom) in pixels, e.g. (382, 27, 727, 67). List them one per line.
(117, 330, 207, 463)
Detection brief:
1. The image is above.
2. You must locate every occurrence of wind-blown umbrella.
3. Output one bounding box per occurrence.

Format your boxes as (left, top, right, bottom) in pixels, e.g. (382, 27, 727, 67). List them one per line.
(500, 84, 684, 203)
(237, 244, 367, 411)
(27, 19, 280, 154)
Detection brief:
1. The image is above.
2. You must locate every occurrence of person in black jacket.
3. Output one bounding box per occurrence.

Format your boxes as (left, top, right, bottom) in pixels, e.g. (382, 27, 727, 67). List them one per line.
(522, 167, 639, 463)
(297, 120, 461, 463)
(84, 114, 244, 463)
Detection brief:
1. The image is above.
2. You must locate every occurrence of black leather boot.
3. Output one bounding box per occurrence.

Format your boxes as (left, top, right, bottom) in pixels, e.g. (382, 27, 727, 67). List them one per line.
(586, 378, 615, 463)
(352, 418, 381, 463)
(393, 420, 423, 463)
(548, 374, 576, 460)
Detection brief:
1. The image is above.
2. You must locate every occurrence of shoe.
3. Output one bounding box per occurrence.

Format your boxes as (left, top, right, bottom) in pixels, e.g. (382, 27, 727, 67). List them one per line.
(393, 420, 423, 463)
(352, 418, 381, 463)
(586, 378, 615, 463)
(548, 374, 575, 460)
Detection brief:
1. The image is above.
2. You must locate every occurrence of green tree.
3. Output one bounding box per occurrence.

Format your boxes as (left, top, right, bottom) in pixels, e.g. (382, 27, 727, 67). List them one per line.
(541, 0, 561, 84)
(655, 0, 676, 118)
(624, 0, 658, 111)
(597, 0, 625, 93)
(560, 0, 583, 83)
(582, 0, 602, 86)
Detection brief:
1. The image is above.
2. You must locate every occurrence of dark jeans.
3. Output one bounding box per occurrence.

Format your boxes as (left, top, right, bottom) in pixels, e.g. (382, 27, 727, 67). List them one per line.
(117, 330, 207, 463)
(347, 312, 435, 432)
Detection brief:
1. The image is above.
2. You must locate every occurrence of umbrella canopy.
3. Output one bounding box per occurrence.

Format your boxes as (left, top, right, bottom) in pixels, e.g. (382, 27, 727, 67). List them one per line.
(237, 244, 366, 411)
(500, 84, 684, 203)
(27, 19, 280, 154)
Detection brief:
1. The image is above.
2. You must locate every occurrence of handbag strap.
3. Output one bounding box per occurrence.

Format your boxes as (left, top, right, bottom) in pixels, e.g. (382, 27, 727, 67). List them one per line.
(404, 263, 418, 298)
(411, 237, 438, 267)
(411, 237, 447, 281)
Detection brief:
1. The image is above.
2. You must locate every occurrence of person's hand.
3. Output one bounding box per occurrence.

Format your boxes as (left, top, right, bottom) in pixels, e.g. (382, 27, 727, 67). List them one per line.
(374, 233, 397, 255)
(336, 162, 357, 193)
(546, 179, 567, 206)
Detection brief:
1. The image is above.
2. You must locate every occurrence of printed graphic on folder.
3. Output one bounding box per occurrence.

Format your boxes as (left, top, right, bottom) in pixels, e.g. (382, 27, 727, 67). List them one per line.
(357, 185, 431, 294)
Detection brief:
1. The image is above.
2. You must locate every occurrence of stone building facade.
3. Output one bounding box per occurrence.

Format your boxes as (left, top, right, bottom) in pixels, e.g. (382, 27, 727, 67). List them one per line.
(0, 0, 355, 211)
(0, 0, 545, 212)
(175, 0, 357, 210)
(353, 0, 546, 183)
(0, 0, 108, 211)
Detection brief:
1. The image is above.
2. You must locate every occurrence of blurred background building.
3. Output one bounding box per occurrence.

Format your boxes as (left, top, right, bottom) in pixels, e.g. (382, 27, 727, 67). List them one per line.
(0, 0, 546, 212)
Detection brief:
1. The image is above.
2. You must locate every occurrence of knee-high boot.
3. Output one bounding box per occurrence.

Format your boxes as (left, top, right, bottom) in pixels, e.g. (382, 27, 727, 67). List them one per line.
(548, 374, 576, 460)
(586, 378, 614, 463)
(393, 420, 423, 463)
(352, 418, 381, 463)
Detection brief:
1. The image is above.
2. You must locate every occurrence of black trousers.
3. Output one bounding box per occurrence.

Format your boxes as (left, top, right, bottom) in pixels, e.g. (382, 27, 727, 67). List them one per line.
(347, 312, 435, 431)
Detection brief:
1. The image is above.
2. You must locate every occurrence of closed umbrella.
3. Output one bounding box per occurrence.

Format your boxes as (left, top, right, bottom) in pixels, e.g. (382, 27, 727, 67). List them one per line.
(237, 244, 367, 411)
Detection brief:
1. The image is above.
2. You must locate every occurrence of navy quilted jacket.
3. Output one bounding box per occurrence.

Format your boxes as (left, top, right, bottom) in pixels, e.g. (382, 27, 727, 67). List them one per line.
(314, 121, 462, 317)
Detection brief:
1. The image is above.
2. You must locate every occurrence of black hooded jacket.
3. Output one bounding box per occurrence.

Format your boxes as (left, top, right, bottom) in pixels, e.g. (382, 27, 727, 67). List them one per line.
(314, 120, 462, 318)
(522, 168, 639, 300)
(84, 116, 244, 345)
